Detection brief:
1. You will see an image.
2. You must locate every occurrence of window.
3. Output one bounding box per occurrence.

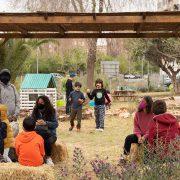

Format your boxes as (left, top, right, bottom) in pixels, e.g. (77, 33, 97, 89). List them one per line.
(29, 94, 39, 101)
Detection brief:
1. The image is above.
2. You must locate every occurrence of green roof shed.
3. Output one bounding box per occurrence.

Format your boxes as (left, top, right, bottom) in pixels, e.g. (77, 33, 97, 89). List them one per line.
(21, 74, 56, 89)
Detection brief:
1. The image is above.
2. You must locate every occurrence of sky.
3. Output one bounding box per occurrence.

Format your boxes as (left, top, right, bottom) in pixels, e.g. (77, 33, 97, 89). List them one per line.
(0, 0, 11, 12)
(0, 0, 158, 12)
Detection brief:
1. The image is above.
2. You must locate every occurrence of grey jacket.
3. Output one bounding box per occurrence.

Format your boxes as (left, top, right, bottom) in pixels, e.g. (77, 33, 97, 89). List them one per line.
(0, 82, 20, 118)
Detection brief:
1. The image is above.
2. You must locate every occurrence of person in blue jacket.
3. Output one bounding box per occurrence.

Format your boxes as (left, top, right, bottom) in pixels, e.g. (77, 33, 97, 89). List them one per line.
(31, 95, 58, 166)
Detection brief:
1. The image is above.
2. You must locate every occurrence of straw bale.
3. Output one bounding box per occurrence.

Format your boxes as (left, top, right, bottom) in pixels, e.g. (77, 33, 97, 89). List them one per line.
(0, 163, 55, 180)
(51, 141, 68, 164)
(129, 143, 144, 163)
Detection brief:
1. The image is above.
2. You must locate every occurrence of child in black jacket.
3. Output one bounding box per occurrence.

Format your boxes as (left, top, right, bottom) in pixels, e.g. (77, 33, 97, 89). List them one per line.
(87, 79, 111, 131)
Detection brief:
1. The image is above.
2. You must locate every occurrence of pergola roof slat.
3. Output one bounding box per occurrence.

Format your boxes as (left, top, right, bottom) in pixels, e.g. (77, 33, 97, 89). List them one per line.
(0, 11, 179, 38)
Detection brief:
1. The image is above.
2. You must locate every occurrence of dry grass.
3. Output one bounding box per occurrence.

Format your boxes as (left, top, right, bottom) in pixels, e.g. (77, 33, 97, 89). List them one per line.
(57, 102, 134, 163)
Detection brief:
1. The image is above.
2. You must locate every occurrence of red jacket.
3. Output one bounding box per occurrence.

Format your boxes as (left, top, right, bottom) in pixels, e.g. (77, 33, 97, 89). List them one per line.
(148, 113, 180, 148)
(133, 111, 154, 139)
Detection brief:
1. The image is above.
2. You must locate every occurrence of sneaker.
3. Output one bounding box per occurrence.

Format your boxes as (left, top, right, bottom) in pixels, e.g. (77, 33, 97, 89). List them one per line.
(99, 128, 104, 132)
(46, 157, 54, 166)
(95, 128, 99, 131)
(0, 155, 7, 163)
(69, 126, 74, 131)
(118, 155, 127, 166)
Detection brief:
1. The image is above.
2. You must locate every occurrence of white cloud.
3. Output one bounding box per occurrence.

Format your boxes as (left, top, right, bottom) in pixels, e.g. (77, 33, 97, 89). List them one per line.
(0, 0, 12, 12)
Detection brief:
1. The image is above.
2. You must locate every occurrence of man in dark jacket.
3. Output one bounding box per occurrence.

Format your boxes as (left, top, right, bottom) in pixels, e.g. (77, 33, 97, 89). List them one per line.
(65, 73, 75, 115)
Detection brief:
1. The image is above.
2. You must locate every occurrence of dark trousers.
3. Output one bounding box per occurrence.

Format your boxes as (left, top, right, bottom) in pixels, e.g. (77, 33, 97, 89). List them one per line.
(124, 134, 138, 155)
(66, 95, 71, 115)
(94, 105, 105, 129)
(44, 136, 57, 156)
(0, 140, 4, 155)
(70, 108, 82, 129)
(36, 129, 57, 157)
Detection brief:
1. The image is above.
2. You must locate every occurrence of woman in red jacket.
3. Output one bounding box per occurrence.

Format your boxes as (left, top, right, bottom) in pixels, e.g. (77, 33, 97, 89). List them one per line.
(148, 100, 179, 151)
(123, 96, 154, 155)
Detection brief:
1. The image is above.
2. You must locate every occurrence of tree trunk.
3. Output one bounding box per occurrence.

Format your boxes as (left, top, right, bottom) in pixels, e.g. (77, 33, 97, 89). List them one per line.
(87, 38, 97, 89)
(171, 75, 180, 94)
(86, 0, 103, 89)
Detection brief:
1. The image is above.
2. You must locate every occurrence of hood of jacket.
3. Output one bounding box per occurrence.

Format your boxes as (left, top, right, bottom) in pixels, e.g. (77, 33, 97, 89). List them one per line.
(153, 113, 177, 125)
(0, 69, 10, 76)
(18, 131, 37, 143)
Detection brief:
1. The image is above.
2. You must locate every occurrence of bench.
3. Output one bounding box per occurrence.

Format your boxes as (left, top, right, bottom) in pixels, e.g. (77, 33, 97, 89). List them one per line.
(112, 95, 137, 101)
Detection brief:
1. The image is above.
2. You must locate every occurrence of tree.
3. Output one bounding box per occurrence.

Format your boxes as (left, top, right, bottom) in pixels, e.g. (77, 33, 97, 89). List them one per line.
(129, 38, 180, 94)
(0, 39, 49, 82)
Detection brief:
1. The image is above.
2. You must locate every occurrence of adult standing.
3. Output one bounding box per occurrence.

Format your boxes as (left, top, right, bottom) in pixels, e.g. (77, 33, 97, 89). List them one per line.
(0, 69, 20, 162)
(0, 69, 20, 137)
(65, 73, 75, 115)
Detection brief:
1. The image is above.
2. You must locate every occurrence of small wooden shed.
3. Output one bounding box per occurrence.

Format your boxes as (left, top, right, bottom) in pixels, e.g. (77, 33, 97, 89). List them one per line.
(20, 74, 57, 110)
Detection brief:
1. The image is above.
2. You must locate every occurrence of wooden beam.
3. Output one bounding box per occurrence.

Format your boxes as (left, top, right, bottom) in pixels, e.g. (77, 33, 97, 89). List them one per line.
(14, 25, 28, 34)
(0, 14, 180, 24)
(0, 32, 179, 38)
(55, 25, 65, 35)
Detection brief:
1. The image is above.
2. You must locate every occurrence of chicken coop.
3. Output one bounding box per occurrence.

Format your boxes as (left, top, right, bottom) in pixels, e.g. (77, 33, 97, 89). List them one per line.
(20, 74, 57, 110)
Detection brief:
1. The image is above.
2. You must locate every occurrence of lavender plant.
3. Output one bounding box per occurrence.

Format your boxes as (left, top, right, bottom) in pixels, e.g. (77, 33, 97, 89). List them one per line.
(58, 138, 179, 180)
(72, 147, 87, 178)
(90, 156, 121, 180)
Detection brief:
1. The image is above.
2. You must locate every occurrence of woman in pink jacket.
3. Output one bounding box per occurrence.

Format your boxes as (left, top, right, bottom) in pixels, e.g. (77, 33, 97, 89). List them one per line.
(123, 96, 154, 155)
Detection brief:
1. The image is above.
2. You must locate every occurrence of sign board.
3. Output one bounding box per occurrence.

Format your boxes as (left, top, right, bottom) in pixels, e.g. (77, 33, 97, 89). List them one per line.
(101, 61, 119, 77)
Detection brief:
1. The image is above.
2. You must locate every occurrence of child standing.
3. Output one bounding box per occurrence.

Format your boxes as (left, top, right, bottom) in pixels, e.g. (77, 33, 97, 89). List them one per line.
(15, 117, 45, 167)
(69, 82, 85, 132)
(87, 79, 111, 132)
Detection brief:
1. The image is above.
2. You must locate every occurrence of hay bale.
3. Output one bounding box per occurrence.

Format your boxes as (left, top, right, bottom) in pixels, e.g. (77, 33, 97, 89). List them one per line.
(129, 143, 144, 163)
(0, 163, 55, 180)
(51, 142, 68, 164)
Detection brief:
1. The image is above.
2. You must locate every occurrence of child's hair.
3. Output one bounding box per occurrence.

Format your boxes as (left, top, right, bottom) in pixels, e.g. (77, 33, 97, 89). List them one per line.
(95, 79, 103, 87)
(153, 100, 167, 115)
(74, 82, 82, 88)
(138, 96, 153, 113)
(23, 116, 36, 131)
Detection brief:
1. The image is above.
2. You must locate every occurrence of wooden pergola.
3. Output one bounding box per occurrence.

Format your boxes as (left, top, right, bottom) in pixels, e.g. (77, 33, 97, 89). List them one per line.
(0, 11, 180, 39)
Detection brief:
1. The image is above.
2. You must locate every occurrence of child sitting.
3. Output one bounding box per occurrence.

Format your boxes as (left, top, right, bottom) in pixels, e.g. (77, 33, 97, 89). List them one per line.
(87, 79, 111, 131)
(148, 100, 180, 151)
(123, 96, 154, 155)
(0, 104, 14, 162)
(15, 117, 45, 166)
(69, 82, 85, 132)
